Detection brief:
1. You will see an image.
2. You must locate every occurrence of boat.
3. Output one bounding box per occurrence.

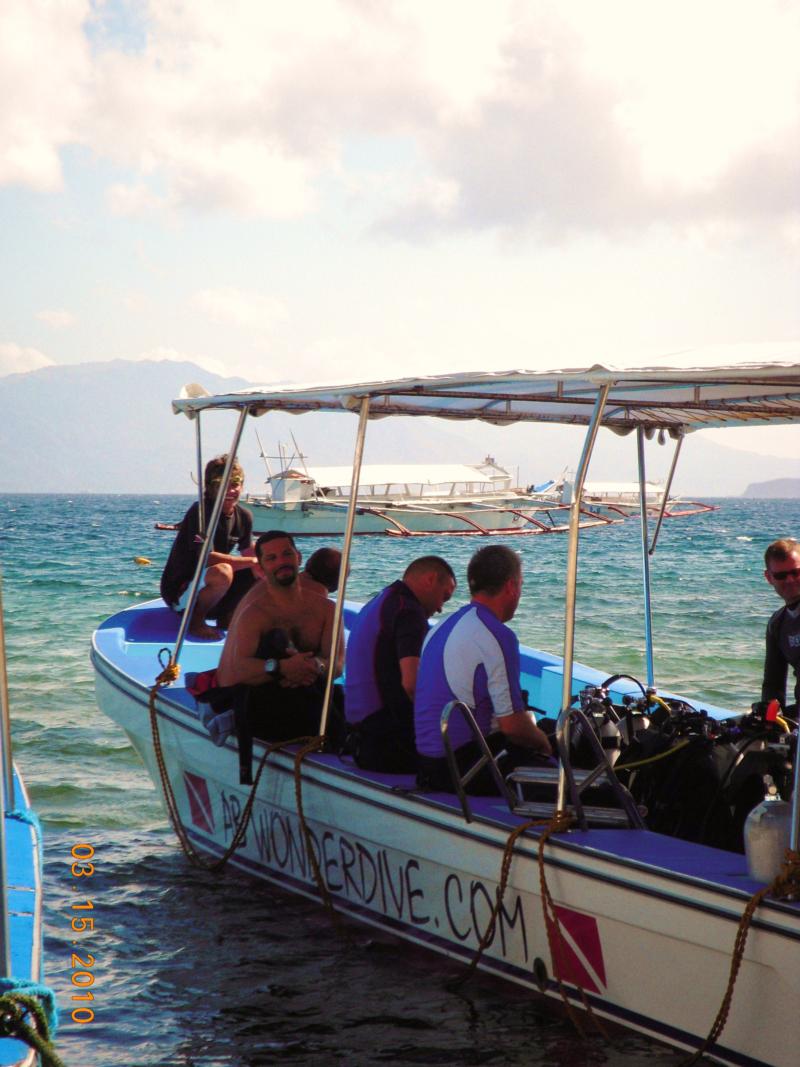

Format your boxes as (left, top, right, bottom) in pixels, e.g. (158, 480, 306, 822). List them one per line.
(530, 470, 718, 522)
(92, 362, 800, 1067)
(243, 448, 617, 537)
(0, 576, 57, 1066)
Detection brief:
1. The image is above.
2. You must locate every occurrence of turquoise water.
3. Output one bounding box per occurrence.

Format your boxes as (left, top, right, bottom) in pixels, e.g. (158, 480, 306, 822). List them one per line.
(1, 493, 797, 1066)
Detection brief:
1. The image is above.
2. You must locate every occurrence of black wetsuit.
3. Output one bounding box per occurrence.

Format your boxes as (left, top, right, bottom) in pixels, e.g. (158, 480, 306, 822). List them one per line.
(160, 500, 255, 625)
(761, 601, 800, 708)
(343, 580, 428, 773)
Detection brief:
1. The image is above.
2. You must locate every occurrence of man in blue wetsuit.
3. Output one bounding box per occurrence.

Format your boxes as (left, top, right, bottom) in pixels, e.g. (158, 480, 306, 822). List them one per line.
(762, 537, 800, 711)
(344, 556, 457, 773)
(415, 544, 552, 794)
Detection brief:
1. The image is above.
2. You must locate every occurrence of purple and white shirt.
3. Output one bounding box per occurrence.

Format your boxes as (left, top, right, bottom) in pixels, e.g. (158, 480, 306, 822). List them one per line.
(414, 602, 523, 758)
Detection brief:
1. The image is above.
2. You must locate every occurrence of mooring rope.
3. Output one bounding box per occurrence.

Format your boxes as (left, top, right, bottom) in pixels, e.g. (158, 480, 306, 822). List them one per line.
(149, 668, 282, 873)
(679, 848, 800, 1066)
(535, 811, 611, 1040)
(148, 668, 343, 922)
(450, 807, 607, 1035)
(0, 992, 66, 1067)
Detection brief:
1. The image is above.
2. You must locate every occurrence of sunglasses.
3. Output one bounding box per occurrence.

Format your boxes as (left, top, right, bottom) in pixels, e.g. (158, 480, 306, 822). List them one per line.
(769, 566, 800, 581)
(208, 476, 244, 488)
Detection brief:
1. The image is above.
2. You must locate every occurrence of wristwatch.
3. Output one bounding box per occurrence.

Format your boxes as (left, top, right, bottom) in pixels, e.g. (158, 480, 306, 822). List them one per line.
(264, 657, 281, 679)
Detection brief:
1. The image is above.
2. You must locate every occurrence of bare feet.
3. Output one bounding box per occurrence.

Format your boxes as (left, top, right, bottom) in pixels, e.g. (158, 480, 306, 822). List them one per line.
(188, 621, 223, 641)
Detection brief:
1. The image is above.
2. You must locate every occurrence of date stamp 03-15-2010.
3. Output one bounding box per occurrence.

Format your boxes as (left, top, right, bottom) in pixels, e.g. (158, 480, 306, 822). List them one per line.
(68, 843, 96, 1026)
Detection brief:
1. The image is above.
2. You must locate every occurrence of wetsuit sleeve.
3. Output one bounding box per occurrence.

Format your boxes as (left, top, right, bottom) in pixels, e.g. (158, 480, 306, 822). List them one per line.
(160, 503, 201, 604)
(394, 605, 427, 661)
(761, 613, 789, 704)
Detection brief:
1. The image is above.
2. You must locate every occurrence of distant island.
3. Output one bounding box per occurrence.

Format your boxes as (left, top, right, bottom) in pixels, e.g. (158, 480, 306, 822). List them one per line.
(742, 478, 800, 498)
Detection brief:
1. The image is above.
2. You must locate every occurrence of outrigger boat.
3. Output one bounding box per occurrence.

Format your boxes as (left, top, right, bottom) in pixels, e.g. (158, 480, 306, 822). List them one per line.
(243, 449, 616, 538)
(0, 577, 55, 1067)
(92, 363, 800, 1067)
(531, 471, 718, 522)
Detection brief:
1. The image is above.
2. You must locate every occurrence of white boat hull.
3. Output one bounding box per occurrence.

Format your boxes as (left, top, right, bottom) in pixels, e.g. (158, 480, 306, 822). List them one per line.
(92, 603, 800, 1067)
(247, 497, 607, 537)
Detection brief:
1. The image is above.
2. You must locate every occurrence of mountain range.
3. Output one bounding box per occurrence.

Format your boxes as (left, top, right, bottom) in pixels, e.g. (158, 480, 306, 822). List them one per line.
(0, 359, 798, 497)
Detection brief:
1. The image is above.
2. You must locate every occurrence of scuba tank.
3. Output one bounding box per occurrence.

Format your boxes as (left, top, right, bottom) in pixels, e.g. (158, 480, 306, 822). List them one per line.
(743, 775, 792, 883)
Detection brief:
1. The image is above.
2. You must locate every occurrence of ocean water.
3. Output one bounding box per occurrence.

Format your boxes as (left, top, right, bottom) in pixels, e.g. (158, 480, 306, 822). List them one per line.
(1, 492, 798, 1067)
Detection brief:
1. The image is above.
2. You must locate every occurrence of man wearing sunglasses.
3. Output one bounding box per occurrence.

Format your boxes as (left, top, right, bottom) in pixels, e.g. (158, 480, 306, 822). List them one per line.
(160, 454, 258, 639)
(762, 538, 800, 712)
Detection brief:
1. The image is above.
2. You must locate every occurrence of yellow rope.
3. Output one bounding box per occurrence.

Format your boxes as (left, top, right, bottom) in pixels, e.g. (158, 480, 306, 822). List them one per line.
(614, 738, 691, 772)
(679, 849, 800, 1065)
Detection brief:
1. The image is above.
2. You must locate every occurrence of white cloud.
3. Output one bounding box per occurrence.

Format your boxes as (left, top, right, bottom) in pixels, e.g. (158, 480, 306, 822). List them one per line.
(189, 287, 287, 332)
(0, 342, 54, 377)
(0, 1, 90, 190)
(37, 308, 77, 330)
(0, 1, 797, 243)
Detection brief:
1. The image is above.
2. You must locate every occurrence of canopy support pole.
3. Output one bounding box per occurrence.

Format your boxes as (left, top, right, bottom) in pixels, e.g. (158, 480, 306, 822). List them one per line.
(171, 408, 250, 668)
(319, 397, 370, 738)
(636, 427, 656, 688)
(648, 433, 684, 555)
(556, 385, 610, 813)
(195, 414, 205, 537)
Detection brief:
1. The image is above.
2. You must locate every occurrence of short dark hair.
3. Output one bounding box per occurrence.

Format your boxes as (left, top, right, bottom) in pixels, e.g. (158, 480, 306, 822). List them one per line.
(467, 545, 521, 595)
(403, 555, 456, 584)
(304, 548, 341, 591)
(204, 454, 244, 494)
(765, 539, 800, 567)
(255, 530, 297, 561)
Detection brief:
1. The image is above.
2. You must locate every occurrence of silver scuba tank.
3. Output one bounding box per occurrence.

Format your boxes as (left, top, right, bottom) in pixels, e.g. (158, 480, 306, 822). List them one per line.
(744, 775, 792, 883)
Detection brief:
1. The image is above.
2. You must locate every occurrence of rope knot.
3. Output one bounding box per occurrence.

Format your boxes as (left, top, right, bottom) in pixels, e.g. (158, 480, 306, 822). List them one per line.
(155, 662, 180, 687)
(769, 849, 800, 900)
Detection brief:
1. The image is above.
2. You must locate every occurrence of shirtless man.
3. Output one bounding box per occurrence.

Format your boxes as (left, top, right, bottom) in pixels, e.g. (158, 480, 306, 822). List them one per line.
(217, 531, 344, 742)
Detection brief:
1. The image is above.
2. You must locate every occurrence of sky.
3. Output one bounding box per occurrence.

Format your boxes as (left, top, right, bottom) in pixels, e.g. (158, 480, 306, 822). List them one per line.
(1, 0, 799, 461)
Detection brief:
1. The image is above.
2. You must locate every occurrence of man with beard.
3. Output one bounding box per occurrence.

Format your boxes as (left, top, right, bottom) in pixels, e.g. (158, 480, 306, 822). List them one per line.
(217, 531, 344, 744)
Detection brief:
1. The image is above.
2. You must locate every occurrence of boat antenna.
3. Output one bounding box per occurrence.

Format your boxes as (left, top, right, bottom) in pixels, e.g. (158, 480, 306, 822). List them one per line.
(290, 431, 310, 477)
(254, 427, 274, 480)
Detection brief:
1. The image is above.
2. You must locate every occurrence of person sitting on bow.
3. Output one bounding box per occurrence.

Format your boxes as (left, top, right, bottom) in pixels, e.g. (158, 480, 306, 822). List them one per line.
(160, 455, 258, 640)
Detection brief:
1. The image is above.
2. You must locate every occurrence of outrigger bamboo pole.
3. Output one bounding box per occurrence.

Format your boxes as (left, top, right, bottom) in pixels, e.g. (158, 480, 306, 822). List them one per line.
(171, 407, 250, 668)
(648, 433, 684, 555)
(636, 426, 655, 688)
(319, 396, 371, 739)
(556, 384, 610, 814)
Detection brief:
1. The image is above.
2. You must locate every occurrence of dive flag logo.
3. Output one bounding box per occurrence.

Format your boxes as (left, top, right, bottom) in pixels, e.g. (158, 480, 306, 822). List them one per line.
(184, 772, 215, 833)
(546, 906, 607, 993)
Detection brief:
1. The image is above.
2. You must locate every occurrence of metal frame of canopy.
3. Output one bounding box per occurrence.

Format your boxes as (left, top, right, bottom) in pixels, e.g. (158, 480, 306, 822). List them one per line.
(165, 361, 800, 847)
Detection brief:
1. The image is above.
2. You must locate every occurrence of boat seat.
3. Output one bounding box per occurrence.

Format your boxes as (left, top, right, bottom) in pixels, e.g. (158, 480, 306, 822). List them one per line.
(440, 700, 644, 829)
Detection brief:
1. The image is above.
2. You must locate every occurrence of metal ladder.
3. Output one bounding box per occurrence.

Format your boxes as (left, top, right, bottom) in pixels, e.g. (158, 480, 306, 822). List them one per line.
(440, 700, 645, 829)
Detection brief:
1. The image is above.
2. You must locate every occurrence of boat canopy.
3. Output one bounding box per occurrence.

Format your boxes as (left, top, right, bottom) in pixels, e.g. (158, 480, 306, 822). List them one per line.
(173, 360, 800, 433)
(277, 463, 497, 489)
